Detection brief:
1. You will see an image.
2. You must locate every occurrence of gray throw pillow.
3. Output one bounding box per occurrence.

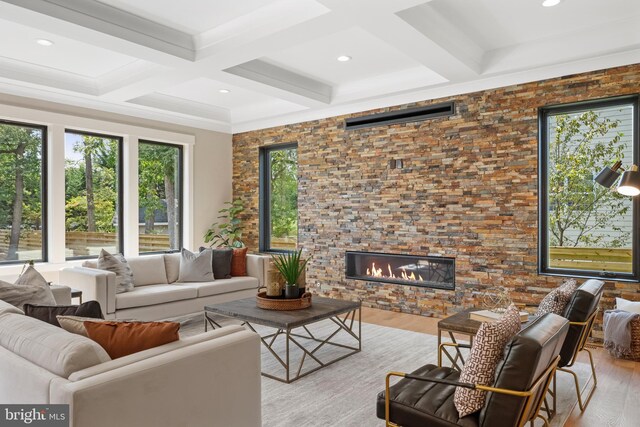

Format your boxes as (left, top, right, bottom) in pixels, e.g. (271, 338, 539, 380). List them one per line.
(97, 249, 134, 294)
(15, 264, 50, 288)
(0, 276, 56, 310)
(178, 248, 214, 282)
(199, 247, 233, 279)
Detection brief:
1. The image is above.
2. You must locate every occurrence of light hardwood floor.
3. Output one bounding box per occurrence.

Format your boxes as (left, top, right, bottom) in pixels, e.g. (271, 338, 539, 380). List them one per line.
(360, 306, 640, 427)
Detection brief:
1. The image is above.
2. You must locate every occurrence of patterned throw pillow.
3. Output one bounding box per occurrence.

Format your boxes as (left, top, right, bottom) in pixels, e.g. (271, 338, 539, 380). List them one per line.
(97, 249, 134, 294)
(535, 278, 578, 316)
(454, 304, 521, 417)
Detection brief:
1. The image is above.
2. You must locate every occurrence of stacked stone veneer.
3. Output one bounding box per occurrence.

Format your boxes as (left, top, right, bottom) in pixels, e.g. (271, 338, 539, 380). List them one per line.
(233, 64, 640, 341)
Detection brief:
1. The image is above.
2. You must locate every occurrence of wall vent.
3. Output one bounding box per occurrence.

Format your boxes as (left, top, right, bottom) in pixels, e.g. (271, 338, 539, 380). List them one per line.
(344, 101, 455, 130)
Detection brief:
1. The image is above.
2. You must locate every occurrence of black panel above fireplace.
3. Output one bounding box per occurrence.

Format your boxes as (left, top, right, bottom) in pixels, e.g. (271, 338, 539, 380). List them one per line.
(345, 251, 455, 290)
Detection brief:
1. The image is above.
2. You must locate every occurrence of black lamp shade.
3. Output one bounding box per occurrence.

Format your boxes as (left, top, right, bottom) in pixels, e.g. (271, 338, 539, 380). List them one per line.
(594, 166, 621, 188)
(617, 170, 640, 196)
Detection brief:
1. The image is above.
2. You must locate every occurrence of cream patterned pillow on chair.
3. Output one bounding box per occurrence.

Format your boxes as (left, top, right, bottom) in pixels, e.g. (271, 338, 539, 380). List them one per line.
(454, 304, 521, 417)
(535, 278, 578, 316)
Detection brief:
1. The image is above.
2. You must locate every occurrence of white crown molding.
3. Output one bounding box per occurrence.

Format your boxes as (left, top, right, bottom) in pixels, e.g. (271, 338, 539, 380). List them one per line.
(232, 49, 640, 133)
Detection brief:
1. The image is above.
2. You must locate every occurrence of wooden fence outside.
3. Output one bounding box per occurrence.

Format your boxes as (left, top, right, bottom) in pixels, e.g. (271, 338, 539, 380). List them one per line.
(548, 246, 632, 273)
(0, 230, 171, 256)
(270, 236, 297, 250)
(0, 229, 631, 272)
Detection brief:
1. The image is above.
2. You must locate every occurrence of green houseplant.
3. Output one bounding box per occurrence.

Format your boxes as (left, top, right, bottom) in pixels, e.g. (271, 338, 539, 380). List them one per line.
(204, 199, 245, 248)
(271, 249, 310, 299)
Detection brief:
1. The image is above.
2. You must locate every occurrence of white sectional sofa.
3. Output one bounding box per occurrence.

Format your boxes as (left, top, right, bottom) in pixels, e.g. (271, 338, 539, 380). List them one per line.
(0, 299, 261, 427)
(59, 252, 271, 321)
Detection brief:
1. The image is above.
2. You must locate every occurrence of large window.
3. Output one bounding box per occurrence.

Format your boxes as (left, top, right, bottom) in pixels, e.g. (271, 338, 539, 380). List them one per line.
(138, 141, 183, 253)
(259, 143, 298, 252)
(64, 130, 122, 259)
(539, 96, 639, 281)
(0, 120, 46, 263)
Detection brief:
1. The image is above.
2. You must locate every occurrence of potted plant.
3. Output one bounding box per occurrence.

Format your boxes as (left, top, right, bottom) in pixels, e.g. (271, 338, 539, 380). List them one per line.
(203, 199, 245, 248)
(271, 249, 310, 299)
(204, 199, 247, 276)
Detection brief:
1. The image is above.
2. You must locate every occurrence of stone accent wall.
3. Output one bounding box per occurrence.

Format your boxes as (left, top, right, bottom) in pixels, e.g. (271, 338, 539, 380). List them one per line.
(233, 64, 640, 340)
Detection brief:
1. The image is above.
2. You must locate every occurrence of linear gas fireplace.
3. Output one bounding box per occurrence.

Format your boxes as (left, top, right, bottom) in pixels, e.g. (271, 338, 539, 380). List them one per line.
(345, 251, 455, 290)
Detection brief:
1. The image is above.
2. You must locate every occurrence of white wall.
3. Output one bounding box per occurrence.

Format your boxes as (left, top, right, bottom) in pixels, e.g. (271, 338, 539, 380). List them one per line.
(0, 93, 232, 282)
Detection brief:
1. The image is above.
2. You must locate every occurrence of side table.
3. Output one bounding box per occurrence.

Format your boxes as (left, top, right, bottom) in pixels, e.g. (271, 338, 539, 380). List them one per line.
(70, 288, 83, 304)
(437, 308, 481, 370)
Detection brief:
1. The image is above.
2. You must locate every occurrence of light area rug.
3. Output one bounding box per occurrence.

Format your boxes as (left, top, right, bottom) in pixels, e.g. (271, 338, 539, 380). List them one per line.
(177, 314, 588, 427)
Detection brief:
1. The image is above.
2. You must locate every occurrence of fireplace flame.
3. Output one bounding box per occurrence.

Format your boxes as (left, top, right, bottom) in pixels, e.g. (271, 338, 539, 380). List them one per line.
(366, 262, 424, 283)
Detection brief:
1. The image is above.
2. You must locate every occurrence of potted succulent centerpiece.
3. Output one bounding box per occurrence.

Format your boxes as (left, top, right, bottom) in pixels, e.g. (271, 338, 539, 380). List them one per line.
(271, 249, 310, 299)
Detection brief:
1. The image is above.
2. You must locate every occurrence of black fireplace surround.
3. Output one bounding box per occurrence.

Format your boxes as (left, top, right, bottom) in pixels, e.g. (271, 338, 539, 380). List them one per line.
(345, 251, 455, 290)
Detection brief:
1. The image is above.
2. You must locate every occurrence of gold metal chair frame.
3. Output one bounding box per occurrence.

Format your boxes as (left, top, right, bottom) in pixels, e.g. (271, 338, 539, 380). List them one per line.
(384, 346, 560, 427)
(545, 308, 599, 418)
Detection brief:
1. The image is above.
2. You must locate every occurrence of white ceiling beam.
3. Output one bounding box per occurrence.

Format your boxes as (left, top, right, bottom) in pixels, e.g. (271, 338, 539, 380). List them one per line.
(317, 0, 481, 82)
(0, 57, 98, 95)
(126, 93, 230, 123)
(1, 0, 195, 60)
(224, 60, 332, 105)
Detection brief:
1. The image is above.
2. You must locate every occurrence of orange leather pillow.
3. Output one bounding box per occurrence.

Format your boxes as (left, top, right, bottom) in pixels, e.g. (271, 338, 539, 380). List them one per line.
(230, 247, 248, 276)
(84, 321, 180, 359)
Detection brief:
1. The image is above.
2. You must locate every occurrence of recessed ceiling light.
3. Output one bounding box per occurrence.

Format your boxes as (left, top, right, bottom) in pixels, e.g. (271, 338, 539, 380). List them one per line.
(36, 39, 54, 47)
(219, 89, 230, 94)
(337, 55, 352, 62)
(542, 0, 561, 7)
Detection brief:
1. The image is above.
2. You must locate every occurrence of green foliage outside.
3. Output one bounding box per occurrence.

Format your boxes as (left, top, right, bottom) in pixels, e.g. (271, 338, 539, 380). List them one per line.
(549, 110, 630, 248)
(65, 136, 118, 234)
(0, 124, 43, 260)
(269, 148, 298, 243)
(138, 143, 180, 249)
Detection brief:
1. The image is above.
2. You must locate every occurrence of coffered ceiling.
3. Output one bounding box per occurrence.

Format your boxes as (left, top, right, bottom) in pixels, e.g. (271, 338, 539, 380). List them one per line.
(0, 0, 638, 133)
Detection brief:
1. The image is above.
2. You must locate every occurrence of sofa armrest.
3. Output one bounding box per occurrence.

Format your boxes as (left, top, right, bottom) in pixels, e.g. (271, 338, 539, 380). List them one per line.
(246, 254, 270, 287)
(50, 330, 261, 427)
(58, 267, 116, 315)
(49, 285, 72, 305)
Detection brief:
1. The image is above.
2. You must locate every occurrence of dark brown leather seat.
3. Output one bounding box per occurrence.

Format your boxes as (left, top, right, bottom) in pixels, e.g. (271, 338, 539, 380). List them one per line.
(377, 313, 569, 427)
(559, 279, 604, 368)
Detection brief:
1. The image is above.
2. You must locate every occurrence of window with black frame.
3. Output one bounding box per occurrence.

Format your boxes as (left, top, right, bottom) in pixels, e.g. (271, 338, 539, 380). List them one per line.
(64, 130, 122, 259)
(539, 96, 639, 281)
(138, 141, 183, 253)
(0, 120, 47, 263)
(259, 143, 298, 252)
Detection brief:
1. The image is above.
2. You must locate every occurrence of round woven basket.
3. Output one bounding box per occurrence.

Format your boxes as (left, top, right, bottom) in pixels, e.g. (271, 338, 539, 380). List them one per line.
(256, 291, 312, 311)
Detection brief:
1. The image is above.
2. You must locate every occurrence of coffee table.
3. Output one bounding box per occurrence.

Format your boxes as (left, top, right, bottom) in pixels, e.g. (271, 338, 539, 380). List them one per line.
(204, 296, 361, 383)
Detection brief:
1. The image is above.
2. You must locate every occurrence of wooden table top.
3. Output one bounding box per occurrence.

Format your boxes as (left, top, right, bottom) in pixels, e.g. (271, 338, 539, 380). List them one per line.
(205, 296, 361, 329)
(437, 308, 482, 335)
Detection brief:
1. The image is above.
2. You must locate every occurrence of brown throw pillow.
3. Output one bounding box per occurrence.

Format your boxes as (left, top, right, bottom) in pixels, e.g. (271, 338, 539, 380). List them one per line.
(535, 278, 578, 316)
(57, 315, 110, 337)
(454, 304, 521, 417)
(84, 321, 180, 359)
(24, 300, 103, 327)
(230, 247, 248, 276)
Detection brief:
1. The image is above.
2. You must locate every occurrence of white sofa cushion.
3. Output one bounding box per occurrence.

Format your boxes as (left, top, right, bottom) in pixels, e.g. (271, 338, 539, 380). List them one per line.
(0, 299, 23, 316)
(179, 277, 258, 298)
(0, 313, 110, 378)
(69, 325, 245, 382)
(164, 253, 181, 283)
(116, 284, 197, 309)
(127, 255, 168, 287)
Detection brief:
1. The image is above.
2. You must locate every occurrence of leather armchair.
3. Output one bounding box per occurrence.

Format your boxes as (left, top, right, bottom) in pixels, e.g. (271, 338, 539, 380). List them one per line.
(546, 279, 604, 416)
(377, 313, 569, 427)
